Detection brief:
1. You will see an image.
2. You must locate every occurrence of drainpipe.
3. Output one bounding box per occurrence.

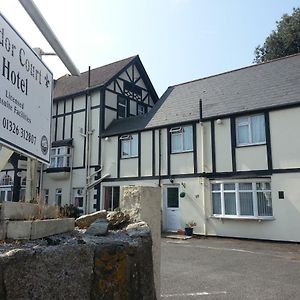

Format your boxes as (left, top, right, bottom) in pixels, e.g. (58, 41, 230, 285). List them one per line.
(199, 99, 207, 236)
(84, 67, 93, 213)
(158, 129, 162, 187)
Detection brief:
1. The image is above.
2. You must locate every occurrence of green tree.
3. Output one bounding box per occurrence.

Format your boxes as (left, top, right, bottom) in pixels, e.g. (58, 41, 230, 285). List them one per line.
(254, 8, 300, 63)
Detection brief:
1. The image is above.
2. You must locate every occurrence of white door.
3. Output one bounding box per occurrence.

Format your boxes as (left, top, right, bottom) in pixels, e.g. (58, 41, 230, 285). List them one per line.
(164, 186, 180, 232)
(0, 186, 13, 202)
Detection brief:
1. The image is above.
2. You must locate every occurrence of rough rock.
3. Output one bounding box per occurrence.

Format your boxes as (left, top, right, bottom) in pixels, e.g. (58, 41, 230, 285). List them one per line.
(107, 211, 130, 229)
(126, 221, 151, 237)
(75, 210, 107, 229)
(2, 244, 94, 300)
(85, 219, 109, 236)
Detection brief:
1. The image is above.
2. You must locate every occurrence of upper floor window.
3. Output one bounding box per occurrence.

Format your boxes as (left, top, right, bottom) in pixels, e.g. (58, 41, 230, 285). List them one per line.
(211, 181, 272, 218)
(236, 114, 265, 146)
(118, 97, 128, 119)
(50, 146, 71, 168)
(120, 134, 138, 158)
(170, 125, 193, 153)
(137, 103, 147, 115)
(0, 175, 13, 185)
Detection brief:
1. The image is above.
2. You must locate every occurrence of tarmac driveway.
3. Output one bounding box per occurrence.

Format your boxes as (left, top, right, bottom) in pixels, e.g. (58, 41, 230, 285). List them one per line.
(161, 236, 300, 299)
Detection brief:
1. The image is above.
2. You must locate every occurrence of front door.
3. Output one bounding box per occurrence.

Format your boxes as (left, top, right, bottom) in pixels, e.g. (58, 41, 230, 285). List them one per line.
(164, 186, 180, 232)
(0, 186, 13, 203)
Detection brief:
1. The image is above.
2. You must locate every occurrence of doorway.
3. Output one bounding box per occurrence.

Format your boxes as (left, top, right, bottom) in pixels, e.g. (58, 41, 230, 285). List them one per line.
(163, 186, 180, 232)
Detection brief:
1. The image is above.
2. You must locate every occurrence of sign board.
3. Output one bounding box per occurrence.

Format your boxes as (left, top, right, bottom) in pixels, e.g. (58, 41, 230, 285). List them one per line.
(0, 13, 52, 163)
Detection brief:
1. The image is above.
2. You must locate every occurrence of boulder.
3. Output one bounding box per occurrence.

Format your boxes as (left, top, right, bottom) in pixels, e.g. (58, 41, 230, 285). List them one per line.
(85, 219, 108, 236)
(126, 221, 150, 237)
(107, 211, 130, 229)
(75, 210, 107, 229)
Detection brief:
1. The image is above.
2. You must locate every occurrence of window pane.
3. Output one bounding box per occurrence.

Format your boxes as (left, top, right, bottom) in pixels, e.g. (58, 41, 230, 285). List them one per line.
(131, 135, 138, 157)
(121, 140, 130, 157)
(257, 192, 273, 216)
(239, 183, 252, 190)
(224, 183, 235, 190)
(57, 157, 64, 167)
(50, 157, 56, 168)
(237, 124, 249, 144)
(212, 193, 221, 214)
(183, 126, 193, 151)
(212, 184, 220, 191)
(256, 182, 271, 191)
(251, 115, 265, 143)
(171, 133, 182, 152)
(224, 192, 236, 215)
(118, 106, 126, 118)
(239, 192, 254, 215)
(167, 188, 179, 208)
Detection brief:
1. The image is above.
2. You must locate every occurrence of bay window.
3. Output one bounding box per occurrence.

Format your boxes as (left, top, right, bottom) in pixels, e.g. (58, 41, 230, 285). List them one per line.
(170, 125, 193, 153)
(236, 114, 266, 146)
(49, 146, 71, 168)
(211, 180, 273, 218)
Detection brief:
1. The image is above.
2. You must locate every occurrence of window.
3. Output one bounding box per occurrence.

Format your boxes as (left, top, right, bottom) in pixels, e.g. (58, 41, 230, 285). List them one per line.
(104, 186, 120, 211)
(118, 97, 128, 118)
(49, 146, 71, 168)
(0, 175, 13, 185)
(170, 125, 193, 153)
(236, 114, 266, 146)
(44, 189, 49, 204)
(137, 103, 147, 115)
(120, 134, 138, 158)
(211, 181, 272, 218)
(55, 188, 62, 206)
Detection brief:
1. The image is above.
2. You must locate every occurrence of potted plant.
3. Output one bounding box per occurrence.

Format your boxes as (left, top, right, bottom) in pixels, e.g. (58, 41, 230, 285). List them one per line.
(185, 221, 196, 236)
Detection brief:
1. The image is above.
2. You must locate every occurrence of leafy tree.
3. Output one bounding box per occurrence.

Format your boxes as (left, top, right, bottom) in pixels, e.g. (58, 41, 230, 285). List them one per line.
(254, 8, 300, 63)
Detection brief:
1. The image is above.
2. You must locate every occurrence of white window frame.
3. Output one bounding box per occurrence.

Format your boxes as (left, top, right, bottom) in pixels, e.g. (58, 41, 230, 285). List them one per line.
(120, 134, 138, 158)
(211, 179, 273, 220)
(118, 97, 127, 119)
(170, 125, 193, 153)
(49, 146, 71, 168)
(55, 188, 62, 206)
(236, 114, 266, 146)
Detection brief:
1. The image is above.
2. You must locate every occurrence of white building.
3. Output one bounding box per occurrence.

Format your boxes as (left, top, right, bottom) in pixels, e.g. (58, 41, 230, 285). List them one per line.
(1, 53, 300, 242)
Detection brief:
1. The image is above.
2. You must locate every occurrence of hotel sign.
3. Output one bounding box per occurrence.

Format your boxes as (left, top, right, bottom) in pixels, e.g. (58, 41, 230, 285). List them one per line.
(0, 13, 52, 163)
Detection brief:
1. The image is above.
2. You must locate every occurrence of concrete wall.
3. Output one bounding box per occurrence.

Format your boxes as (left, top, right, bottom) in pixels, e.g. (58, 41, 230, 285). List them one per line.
(121, 186, 161, 300)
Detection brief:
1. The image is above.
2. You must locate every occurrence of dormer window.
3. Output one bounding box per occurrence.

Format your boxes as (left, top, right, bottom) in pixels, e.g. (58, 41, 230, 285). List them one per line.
(120, 134, 138, 158)
(170, 125, 193, 153)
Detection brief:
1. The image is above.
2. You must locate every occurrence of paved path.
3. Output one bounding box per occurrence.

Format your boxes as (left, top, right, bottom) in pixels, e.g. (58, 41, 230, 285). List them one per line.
(161, 236, 300, 299)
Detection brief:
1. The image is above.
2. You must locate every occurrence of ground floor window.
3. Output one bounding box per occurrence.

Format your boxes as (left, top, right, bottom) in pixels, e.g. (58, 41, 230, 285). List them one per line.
(104, 186, 120, 211)
(55, 188, 62, 206)
(211, 180, 272, 218)
(73, 188, 84, 214)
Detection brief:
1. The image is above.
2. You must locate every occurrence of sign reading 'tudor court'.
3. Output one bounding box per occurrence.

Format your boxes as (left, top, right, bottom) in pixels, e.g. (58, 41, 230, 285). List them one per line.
(0, 13, 53, 163)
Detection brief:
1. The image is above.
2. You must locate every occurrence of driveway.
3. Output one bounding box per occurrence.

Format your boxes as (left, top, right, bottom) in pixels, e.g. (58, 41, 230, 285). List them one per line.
(161, 236, 300, 299)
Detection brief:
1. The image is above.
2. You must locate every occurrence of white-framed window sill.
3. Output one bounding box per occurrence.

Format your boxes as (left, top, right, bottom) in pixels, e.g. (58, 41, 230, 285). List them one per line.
(210, 215, 275, 221)
(236, 142, 266, 148)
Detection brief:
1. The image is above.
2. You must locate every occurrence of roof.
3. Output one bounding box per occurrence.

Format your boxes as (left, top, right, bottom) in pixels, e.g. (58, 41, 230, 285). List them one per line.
(53, 56, 137, 99)
(103, 53, 300, 136)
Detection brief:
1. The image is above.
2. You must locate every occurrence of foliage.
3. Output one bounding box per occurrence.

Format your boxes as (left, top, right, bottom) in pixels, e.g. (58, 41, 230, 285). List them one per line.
(185, 221, 197, 228)
(254, 8, 300, 63)
(60, 204, 81, 219)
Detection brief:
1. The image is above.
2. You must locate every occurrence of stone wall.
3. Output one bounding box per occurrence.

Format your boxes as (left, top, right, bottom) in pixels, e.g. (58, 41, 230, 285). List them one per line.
(0, 228, 156, 300)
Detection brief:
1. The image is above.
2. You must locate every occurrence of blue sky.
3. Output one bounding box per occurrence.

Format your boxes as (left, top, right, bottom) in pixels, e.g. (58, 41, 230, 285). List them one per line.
(1, 0, 299, 96)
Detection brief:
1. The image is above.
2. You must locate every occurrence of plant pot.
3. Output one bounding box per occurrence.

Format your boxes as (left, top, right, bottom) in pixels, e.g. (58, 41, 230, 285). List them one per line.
(185, 227, 193, 236)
